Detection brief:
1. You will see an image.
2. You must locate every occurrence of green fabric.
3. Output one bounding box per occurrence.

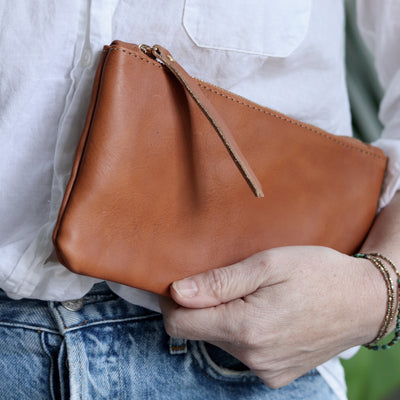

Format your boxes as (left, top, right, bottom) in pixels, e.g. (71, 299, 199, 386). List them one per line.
(345, 0, 382, 142)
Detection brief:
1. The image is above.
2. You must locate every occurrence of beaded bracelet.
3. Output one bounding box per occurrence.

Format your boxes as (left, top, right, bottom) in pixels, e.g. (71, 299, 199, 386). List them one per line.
(354, 253, 395, 346)
(354, 253, 400, 350)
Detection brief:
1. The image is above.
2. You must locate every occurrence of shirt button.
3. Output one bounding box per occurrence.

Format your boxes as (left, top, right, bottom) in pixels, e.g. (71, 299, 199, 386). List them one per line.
(81, 48, 92, 67)
(61, 298, 84, 311)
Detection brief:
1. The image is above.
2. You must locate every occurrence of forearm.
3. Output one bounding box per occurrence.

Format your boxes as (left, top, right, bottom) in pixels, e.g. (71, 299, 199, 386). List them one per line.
(360, 192, 400, 260)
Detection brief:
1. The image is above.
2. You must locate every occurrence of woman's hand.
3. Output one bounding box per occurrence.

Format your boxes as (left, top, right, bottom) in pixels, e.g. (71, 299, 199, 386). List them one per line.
(160, 245, 388, 388)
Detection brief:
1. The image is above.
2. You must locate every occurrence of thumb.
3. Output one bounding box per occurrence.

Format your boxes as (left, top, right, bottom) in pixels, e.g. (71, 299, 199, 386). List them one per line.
(170, 252, 269, 308)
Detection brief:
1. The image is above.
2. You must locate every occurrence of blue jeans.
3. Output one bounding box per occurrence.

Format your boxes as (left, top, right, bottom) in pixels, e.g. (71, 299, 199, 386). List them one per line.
(0, 283, 337, 399)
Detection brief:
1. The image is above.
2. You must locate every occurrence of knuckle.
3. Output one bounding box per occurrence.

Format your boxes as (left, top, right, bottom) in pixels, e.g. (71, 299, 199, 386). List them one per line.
(254, 251, 273, 275)
(208, 267, 232, 299)
(244, 250, 275, 285)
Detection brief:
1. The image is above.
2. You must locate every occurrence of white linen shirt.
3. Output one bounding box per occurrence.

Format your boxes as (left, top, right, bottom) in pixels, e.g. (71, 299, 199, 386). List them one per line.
(1, 1, 400, 399)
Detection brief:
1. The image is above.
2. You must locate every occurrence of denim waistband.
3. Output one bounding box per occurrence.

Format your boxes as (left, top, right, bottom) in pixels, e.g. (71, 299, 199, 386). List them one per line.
(0, 284, 339, 399)
(0, 282, 160, 334)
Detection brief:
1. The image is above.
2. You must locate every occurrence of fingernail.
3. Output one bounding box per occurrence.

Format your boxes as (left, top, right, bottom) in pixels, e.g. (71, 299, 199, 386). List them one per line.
(172, 279, 198, 298)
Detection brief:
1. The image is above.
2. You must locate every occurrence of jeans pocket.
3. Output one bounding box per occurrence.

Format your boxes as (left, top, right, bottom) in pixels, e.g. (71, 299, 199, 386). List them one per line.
(191, 341, 323, 385)
(190, 341, 260, 383)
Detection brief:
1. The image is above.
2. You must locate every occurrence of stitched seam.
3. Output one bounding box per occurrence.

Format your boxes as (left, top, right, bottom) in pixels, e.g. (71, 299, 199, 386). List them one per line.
(109, 46, 163, 70)
(40, 332, 57, 400)
(106, 325, 117, 400)
(68, 320, 89, 329)
(55, 306, 68, 330)
(0, 321, 60, 334)
(109, 45, 386, 161)
(74, 332, 83, 400)
(53, 312, 160, 331)
(197, 83, 386, 160)
(189, 42, 269, 55)
(117, 324, 127, 400)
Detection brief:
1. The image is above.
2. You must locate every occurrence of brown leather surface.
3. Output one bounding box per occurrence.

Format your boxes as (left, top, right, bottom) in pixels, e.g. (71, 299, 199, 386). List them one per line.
(53, 41, 387, 296)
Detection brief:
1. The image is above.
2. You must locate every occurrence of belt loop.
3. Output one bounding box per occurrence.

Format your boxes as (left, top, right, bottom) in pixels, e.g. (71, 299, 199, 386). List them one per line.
(168, 337, 187, 355)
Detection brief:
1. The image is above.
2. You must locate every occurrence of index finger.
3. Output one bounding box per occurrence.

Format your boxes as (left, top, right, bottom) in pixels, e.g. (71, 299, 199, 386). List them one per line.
(159, 296, 248, 343)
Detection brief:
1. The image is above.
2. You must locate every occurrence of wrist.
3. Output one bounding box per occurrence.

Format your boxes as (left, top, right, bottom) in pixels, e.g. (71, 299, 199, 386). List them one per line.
(355, 253, 400, 346)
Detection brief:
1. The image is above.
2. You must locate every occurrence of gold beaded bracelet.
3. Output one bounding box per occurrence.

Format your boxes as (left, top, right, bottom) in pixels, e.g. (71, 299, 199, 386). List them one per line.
(354, 253, 400, 350)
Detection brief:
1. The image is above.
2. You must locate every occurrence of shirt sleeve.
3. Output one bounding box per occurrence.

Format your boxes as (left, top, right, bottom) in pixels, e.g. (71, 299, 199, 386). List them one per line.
(356, 0, 400, 208)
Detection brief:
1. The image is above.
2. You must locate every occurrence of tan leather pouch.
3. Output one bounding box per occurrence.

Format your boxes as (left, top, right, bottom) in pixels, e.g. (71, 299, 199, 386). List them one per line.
(53, 41, 387, 296)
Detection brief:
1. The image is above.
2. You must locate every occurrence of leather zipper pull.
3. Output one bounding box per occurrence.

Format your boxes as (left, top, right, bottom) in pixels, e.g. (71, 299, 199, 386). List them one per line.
(142, 44, 264, 198)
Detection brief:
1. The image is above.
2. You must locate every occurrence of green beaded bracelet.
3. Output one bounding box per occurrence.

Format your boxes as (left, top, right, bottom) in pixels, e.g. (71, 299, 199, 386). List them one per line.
(354, 253, 400, 351)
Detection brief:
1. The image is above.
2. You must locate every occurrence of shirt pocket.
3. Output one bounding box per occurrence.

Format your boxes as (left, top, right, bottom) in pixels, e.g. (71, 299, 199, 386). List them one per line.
(183, 0, 312, 57)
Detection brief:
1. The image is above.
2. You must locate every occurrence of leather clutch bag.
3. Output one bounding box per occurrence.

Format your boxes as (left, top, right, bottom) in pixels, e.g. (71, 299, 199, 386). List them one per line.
(53, 41, 387, 296)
